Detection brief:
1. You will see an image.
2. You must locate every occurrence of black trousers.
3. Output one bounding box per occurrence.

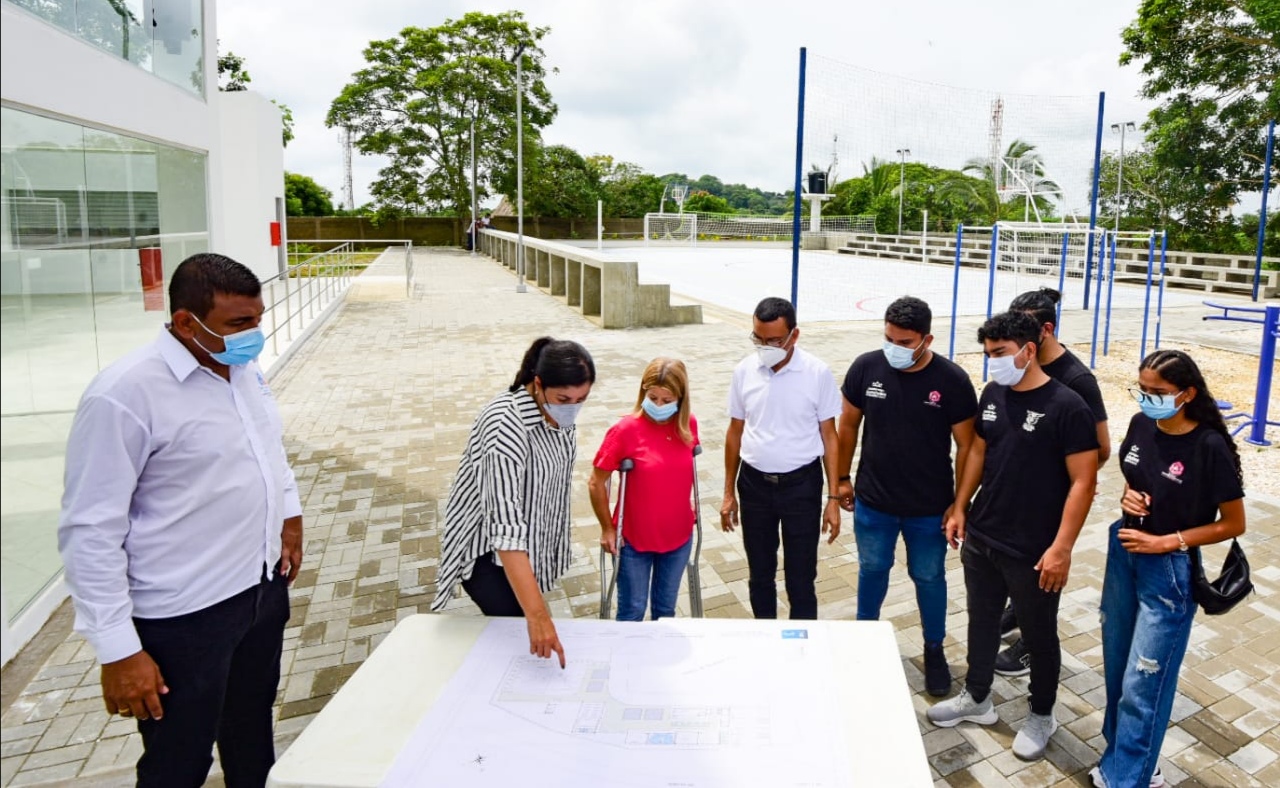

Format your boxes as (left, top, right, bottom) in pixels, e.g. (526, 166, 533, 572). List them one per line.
(736, 460, 823, 620)
(962, 538, 1062, 716)
(462, 553, 524, 616)
(133, 569, 289, 788)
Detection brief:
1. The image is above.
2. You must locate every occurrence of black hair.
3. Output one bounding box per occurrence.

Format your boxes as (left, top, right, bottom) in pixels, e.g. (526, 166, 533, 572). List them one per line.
(169, 253, 262, 319)
(1140, 349, 1243, 484)
(753, 297, 796, 330)
(510, 337, 596, 392)
(977, 311, 1040, 347)
(1009, 287, 1061, 330)
(885, 296, 932, 335)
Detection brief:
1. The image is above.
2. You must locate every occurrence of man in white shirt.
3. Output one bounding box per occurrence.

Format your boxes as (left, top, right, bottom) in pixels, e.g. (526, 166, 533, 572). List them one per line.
(720, 297, 843, 619)
(58, 253, 303, 787)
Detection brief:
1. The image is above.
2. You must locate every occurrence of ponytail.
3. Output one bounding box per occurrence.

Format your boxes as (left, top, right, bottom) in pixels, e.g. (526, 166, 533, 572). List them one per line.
(510, 337, 596, 392)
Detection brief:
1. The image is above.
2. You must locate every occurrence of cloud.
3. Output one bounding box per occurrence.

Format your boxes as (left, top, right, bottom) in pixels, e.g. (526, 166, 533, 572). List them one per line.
(216, 0, 1156, 207)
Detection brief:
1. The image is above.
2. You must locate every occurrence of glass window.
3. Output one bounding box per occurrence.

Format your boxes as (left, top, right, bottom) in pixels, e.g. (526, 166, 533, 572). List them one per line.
(6, 0, 204, 95)
(0, 106, 208, 622)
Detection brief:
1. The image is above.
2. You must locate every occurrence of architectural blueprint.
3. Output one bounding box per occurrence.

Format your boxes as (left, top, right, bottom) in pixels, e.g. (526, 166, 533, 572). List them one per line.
(380, 618, 853, 787)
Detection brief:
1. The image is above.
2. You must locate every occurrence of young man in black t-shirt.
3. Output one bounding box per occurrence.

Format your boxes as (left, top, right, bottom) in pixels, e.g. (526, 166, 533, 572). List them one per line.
(836, 297, 977, 698)
(927, 311, 1098, 762)
(994, 288, 1113, 675)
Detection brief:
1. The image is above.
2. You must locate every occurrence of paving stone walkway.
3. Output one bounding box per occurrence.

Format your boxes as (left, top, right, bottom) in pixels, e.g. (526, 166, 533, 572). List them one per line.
(1, 247, 1277, 787)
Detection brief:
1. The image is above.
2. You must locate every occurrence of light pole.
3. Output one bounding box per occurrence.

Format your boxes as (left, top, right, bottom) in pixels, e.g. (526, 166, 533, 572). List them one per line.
(896, 148, 911, 236)
(1110, 121, 1136, 231)
(469, 117, 477, 257)
(512, 43, 527, 293)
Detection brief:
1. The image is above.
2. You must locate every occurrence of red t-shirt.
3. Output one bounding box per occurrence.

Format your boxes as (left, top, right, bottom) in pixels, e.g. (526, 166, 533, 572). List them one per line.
(592, 413, 700, 553)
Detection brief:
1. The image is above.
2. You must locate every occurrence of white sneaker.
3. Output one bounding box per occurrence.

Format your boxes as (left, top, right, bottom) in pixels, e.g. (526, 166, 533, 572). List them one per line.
(926, 688, 999, 727)
(1089, 765, 1165, 787)
(1012, 709, 1058, 760)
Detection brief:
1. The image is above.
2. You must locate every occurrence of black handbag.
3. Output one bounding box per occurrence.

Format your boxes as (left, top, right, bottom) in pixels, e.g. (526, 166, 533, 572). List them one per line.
(1190, 538, 1253, 615)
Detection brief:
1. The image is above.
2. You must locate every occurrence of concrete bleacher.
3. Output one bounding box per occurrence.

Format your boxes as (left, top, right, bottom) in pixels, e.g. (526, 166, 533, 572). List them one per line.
(829, 232, 1279, 299)
(479, 229, 702, 328)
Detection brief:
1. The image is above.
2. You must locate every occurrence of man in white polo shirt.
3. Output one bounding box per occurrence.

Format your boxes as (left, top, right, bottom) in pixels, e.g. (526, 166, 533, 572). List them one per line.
(720, 297, 843, 619)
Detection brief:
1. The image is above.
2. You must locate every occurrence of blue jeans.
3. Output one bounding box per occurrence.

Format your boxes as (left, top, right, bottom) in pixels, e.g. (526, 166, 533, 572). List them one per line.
(616, 537, 693, 621)
(1097, 519, 1196, 788)
(853, 499, 947, 644)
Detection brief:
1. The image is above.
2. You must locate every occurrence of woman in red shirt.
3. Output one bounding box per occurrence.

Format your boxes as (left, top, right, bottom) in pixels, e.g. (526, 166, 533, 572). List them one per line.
(589, 358, 700, 621)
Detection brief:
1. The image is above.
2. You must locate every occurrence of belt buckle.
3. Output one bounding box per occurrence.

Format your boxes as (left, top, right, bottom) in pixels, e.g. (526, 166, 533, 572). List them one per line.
(762, 473, 780, 484)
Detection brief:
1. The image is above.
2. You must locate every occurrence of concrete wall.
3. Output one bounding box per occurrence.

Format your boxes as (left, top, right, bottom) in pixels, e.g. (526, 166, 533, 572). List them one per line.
(217, 91, 285, 281)
(287, 216, 649, 247)
(478, 229, 701, 329)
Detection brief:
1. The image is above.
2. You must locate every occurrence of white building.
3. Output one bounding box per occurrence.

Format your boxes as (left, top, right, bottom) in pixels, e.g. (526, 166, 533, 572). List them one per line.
(1, 0, 285, 663)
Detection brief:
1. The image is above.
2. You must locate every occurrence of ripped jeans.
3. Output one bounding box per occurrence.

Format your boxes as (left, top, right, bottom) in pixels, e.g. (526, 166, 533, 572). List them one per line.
(1097, 519, 1196, 787)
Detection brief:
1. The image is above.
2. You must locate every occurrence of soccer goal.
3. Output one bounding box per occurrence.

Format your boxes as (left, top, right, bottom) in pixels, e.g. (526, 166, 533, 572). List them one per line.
(643, 212, 876, 245)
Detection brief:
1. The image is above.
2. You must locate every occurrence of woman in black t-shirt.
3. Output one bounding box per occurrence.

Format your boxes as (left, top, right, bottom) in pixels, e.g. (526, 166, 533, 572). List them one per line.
(1091, 350, 1246, 788)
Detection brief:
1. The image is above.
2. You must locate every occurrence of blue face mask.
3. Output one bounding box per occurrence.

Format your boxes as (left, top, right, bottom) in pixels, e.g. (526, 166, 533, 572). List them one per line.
(1139, 392, 1183, 421)
(191, 314, 266, 366)
(642, 397, 679, 422)
(882, 339, 923, 370)
(543, 402, 582, 429)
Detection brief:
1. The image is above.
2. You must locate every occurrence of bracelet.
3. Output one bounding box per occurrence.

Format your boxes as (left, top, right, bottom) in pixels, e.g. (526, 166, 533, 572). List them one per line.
(1176, 531, 1188, 552)
(826, 495, 841, 501)
(838, 475, 851, 482)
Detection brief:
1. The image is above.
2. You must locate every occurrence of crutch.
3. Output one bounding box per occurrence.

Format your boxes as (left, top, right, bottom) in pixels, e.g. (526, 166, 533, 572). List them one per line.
(598, 458, 634, 620)
(687, 444, 705, 618)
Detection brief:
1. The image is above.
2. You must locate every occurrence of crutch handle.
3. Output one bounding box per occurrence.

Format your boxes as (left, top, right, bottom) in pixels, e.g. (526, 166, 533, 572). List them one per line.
(619, 458, 635, 472)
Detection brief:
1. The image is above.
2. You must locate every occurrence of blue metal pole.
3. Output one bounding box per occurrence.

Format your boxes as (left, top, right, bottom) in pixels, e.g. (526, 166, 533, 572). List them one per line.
(1155, 231, 1168, 348)
(1084, 91, 1106, 310)
(790, 47, 807, 310)
(1104, 234, 1118, 355)
(1244, 305, 1278, 446)
(1056, 233, 1069, 331)
(949, 224, 964, 360)
(1090, 230, 1105, 369)
(983, 224, 999, 381)
(1140, 231, 1155, 358)
(1253, 119, 1275, 302)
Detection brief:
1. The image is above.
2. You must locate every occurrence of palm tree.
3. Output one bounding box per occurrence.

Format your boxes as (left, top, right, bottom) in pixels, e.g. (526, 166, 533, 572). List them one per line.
(943, 139, 1061, 224)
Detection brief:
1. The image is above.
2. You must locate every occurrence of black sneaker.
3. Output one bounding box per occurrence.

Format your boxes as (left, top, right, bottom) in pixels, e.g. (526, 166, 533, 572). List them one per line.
(924, 641, 952, 697)
(999, 603, 1019, 636)
(993, 637, 1031, 677)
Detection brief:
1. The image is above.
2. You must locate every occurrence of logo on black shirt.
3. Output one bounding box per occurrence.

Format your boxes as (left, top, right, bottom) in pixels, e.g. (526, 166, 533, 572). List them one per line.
(1161, 461, 1185, 484)
(867, 381, 887, 400)
(924, 390, 942, 408)
(1022, 410, 1045, 432)
(982, 403, 997, 422)
(1123, 446, 1140, 466)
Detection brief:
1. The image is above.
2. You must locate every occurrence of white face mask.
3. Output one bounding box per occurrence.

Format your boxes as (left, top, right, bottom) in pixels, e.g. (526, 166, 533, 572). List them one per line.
(988, 346, 1029, 386)
(756, 345, 788, 368)
(543, 402, 582, 429)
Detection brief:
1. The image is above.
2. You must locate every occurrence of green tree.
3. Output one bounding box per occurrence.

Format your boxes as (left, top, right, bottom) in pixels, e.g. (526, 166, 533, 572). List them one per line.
(682, 190, 732, 214)
(588, 156, 665, 217)
(1120, 0, 1279, 238)
(328, 11, 556, 218)
(284, 173, 335, 217)
(518, 144, 600, 218)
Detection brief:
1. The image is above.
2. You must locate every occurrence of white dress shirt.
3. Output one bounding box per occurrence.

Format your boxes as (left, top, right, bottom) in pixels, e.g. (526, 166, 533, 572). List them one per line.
(727, 345, 842, 473)
(58, 329, 302, 664)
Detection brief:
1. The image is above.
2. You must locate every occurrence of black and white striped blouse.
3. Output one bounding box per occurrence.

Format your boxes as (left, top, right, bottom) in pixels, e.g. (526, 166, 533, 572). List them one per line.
(432, 387, 577, 609)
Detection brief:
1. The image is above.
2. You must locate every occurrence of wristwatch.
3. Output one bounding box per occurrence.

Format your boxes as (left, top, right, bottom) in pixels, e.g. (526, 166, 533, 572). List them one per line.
(1176, 531, 1188, 552)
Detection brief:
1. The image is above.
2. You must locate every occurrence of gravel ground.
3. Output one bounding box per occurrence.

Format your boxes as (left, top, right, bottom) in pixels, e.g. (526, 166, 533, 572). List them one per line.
(1066, 340, 1275, 495)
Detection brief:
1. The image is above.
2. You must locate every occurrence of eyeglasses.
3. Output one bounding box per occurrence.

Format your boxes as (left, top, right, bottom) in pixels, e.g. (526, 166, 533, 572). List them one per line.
(1128, 387, 1181, 405)
(749, 330, 792, 348)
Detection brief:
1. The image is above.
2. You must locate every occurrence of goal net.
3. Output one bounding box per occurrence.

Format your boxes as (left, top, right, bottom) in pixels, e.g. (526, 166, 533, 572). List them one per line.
(643, 212, 876, 244)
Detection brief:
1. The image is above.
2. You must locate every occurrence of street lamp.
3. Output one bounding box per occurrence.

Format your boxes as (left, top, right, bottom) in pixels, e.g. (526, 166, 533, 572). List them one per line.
(1110, 122, 1137, 231)
(512, 43, 527, 293)
(896, 148, 911, 236)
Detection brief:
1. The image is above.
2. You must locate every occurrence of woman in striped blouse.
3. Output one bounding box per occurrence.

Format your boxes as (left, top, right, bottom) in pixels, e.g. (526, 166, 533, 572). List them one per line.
(432, 337, 596, 667)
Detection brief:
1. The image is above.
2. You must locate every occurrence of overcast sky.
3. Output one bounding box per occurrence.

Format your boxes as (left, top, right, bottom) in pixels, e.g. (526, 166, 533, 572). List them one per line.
(217, 0, 1155, 209)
